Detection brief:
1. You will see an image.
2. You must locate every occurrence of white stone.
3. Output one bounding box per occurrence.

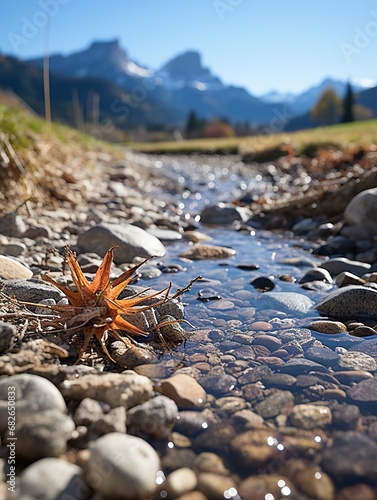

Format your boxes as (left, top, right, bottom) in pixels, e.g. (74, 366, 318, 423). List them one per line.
(86, 433, 160, 498)
(345, 188, 377, 225)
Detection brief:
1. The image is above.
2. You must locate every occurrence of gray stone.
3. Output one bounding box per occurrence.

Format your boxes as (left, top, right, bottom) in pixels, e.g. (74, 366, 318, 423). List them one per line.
(0, 321, 17, 354)
(335, 271, 366, 287)
(147, 228, 182, 241)
(19, 458, 91, 500)
(14, 411, 75, 460)
(344, 187, 377, 225)
(1, 279, 64, 306)
(200, 373, 237, 397)
(316, 285, 377, 320)
(200, 203, 250, 225)
(0, 255, 32, 279)
(299, 267, 333, 284)
(127, 395, 178, 439)
(0, 242, 26, 257)
(280, 358, 327, 375)
(290, 404, 332, 429)
(306, 346, 340, 366)
(319, 257, 370, 277)
(91, 406, 127, 435)
(257, 291, 314, 314)
(338, 351, 377, 371)
(61, 371, 154, 409)
(350, 338, 377, 360)
(0, 374, 67, 434)
(86, 432, 160, 498)
(77, 223, 166, 264)
(254, 390, 294, 418)
(73, 398, 110, 426)
(179, 244, 236, 260)
(322, 431, 377, 480)
(347, 377, 377, 402)
(0, 211, 26, 237)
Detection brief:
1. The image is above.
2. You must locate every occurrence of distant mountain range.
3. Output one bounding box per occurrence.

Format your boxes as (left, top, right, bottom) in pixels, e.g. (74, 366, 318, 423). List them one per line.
(0, 39, 376, 135)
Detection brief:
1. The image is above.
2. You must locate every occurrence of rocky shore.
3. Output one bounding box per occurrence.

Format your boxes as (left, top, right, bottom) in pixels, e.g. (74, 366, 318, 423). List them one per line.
(1, 146, 377, 499)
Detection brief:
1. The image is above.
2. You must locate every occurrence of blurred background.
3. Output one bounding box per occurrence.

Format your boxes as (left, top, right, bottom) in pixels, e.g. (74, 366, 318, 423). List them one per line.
(0, 0, 376, 142)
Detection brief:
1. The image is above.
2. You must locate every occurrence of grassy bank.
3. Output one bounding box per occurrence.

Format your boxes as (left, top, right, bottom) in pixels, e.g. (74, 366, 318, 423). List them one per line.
(128, 119, 377, 156)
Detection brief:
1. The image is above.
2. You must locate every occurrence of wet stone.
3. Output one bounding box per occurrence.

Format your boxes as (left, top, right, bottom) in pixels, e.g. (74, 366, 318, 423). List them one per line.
(350, 338, 377, 360)
(230, 428, 282, 468)
(192, 452, 229, 475)
(179, 244, 236, 260)
(350, 325, 377, 337)
(238, 474, 296, 500)
(254, 390, 295, 419)
(332, 404, 361, 430)
(316, 285, 377, 320)
(257, 291, 314, 314)
(279, 358, 327, 375)
(174, 410, 219, 437)
(336, 484, 377, 500)
(199, 373, 237, 397)
(308, 320, 348, 334)
(0, 321, 17, 354)
(160, 374, 207, 409)
(306, 346, 340, 367)
(290, 404, 332, 430)
(321, 431, 377, 480)
(261, 373, 297, 388)
(252, 334, 281, 350)
(250, 276, 275, 291)
(334, 370, 374, 384)
(347, 377, 377, 402)
(337, 351, 377, 371)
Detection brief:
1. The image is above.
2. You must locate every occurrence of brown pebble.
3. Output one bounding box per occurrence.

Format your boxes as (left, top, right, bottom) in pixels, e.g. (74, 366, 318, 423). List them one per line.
(322, 388, 347, 400)
(279, 274, 296, 282)
(252, 334, 281, 351)
(250, 321, 273, 332)
(336, 483, 376, 500)
(272, 349, 289, 358)
(334, 370, 374, 384)
(160, 374, 207, 409)
(309, 320, 347, 334)
(257, 356, 285, 367)
(350, 326, 377, 338)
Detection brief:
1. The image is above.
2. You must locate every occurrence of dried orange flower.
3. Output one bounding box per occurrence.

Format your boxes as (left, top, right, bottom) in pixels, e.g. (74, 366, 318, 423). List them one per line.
(42, 247, 197, 363)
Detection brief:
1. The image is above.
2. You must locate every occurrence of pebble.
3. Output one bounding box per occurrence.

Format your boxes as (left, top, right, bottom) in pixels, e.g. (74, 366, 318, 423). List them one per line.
(86, 432, 161, 498)
(319, 257, 371, 277)
(192, 452, 229, 475)
(280, 358, 327, 375)
(0, 374, 67, 433)
(308, 320, 347, 334)
(338, 351, 377, 371)
(162, 467, 198, 498)
(179, 244, 236, 260)
(299, 267, 333, 284)
(77, 222, 166, 263)
(286, 461, 335, 500)
(230, 428, 282, 467)
(196, 472, 238, 499)
(239, 474, 296, 500)
(350, 337, 377, 359)
(250, 276, 275, 291)
(350, 325, 377, 337)
(0, 242, 26, 257)
(127, 395, 178, 439)
(306, 346, 340, 366)
(332, 404, 361, 430)
(199, 373, 237, 397)
(347, 377, 377, 402)
(290, 404, 332, 429)
(335, 271, 366, 287)
(316, 285, 377, 320)
(160, 374, 207, 409)
(344, 186, 377, 225)
(334, 370, 374, 384)
(0, 321, 17, 353)
(254, 390, 294, 418)
(200, 203, 250, 224)
(252, 333, 281, 350)
(321, 431, 377, 480)
(18, 458, 90, 500)
(14, 410, 75, 460)
(0, 255, 32, 279)
(61, 371, 153, 408)
(0, 211, 27, 237)
(257, 291, 314, 313)
(1, 278, 64, 305)
(336, 483, 377, 500)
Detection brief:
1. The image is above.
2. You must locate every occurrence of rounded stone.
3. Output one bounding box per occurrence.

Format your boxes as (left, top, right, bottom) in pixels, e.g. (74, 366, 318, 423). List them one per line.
(308, 320, 347, 334)
(200, 204, 249, 225)
(0, 374, 67, 434)
(179, 244, 236, 260)
(160, 374, 207, 409)
(86, 432, 161, 498)
(18, 458, 90, 500)
(299, 267, 333, 284)
(338, 351, 377, 372)
(127, 395, 178, 439)
(14, 411, 75, 460)
(344, 187, 377, 225)
(290, 404, 332, 429)
(316, 285, 377, 320)
(238, 475, 296, 500)
(0, 255, 33, 279)
(162, 467, 198, 498)
(77, 222, 166, 264)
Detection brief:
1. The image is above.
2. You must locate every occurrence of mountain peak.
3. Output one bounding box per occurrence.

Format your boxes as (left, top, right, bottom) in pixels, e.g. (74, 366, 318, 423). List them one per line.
(160, 51, 203, 80)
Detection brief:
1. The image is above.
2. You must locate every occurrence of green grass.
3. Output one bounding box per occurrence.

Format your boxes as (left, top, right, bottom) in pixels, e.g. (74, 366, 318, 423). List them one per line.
(128, 119, 377, 156)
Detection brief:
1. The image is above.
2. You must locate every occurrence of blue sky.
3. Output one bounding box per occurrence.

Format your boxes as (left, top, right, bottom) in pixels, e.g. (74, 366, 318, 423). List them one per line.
(1, 0, 376, 95)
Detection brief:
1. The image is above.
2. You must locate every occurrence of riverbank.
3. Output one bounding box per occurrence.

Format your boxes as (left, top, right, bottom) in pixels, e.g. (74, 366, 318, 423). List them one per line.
(1, 105, 377, 498)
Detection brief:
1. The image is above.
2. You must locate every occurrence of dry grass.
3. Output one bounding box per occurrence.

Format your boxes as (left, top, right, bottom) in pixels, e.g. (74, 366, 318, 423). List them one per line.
(129, 119, 377, 156)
